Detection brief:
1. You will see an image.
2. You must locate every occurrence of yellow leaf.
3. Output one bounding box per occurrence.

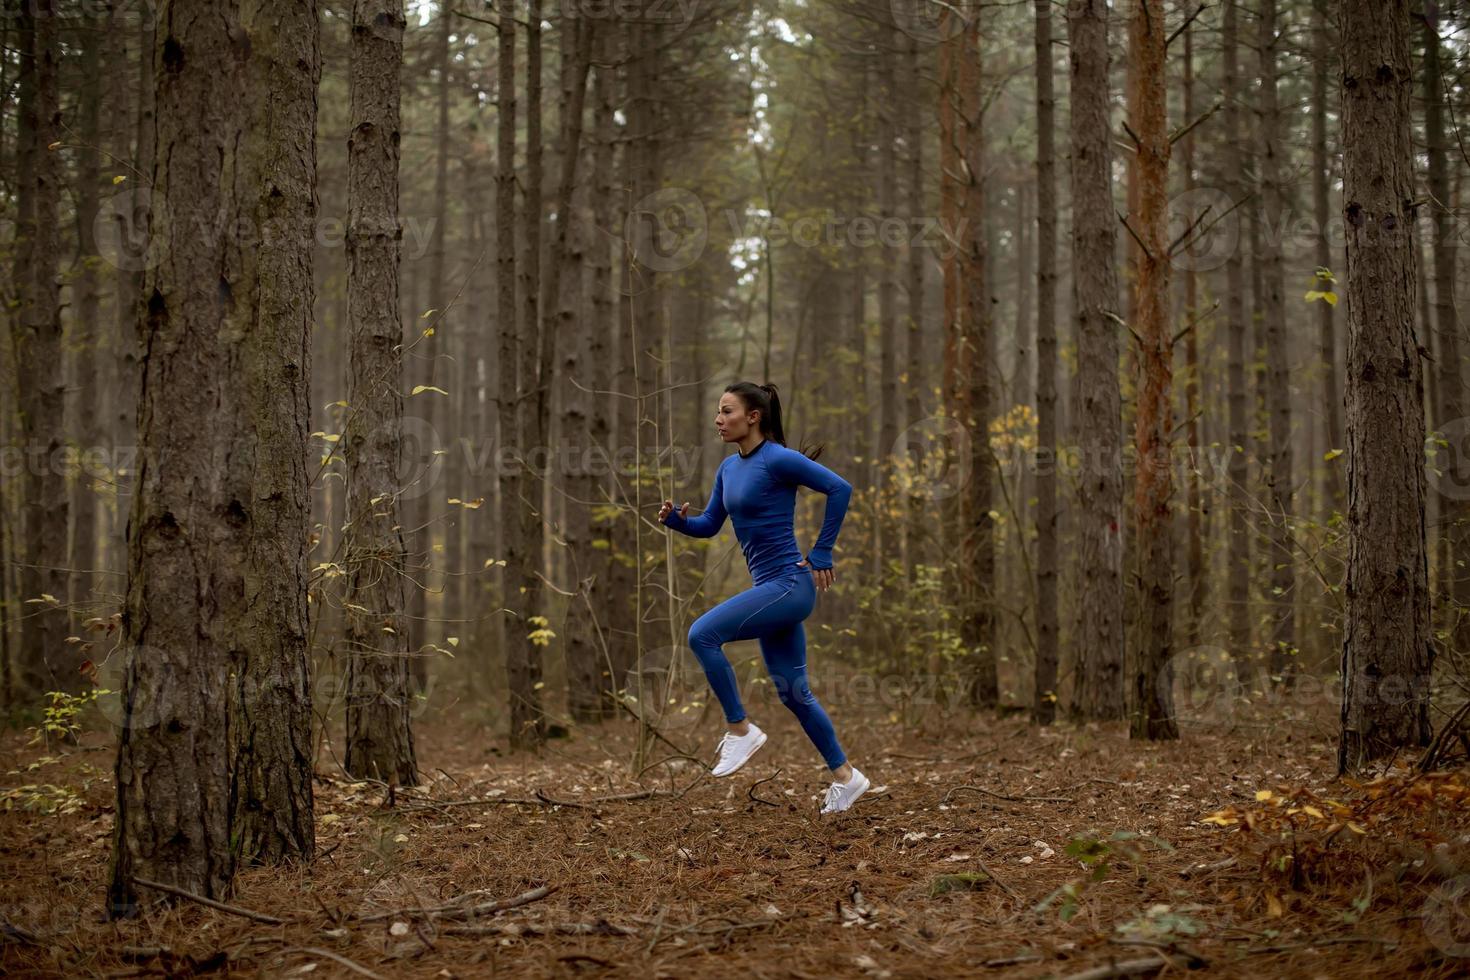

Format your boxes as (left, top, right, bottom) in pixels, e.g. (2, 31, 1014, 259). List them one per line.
(1302, 805, 1325, 819)
(420, 308, 437, 319)
(47, 140, 62, 150)
(410, 385, 449, 397)
(1255, 789, 1274, 802)
(1347, 821, 1367, 834)
(112, 175, 127, 185)
(1324, 449, 1343, 462)
(1266, 892, 1284, 917)
(446, 636, 459, 647)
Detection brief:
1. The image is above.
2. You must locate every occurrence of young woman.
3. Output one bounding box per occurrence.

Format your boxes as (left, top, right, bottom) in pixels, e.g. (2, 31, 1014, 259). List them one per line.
(658, 382, 869, 814)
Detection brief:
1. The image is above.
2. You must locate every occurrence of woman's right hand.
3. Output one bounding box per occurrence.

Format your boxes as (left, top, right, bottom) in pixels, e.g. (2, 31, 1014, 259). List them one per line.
(658, 500, 690, 524)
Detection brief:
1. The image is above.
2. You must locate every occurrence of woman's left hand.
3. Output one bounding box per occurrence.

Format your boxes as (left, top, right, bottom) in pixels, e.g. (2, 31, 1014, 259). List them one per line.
(797, 559, 835, 592)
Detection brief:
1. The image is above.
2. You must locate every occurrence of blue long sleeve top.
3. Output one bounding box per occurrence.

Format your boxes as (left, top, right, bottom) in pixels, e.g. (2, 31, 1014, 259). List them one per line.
(662, 439, 853, 586)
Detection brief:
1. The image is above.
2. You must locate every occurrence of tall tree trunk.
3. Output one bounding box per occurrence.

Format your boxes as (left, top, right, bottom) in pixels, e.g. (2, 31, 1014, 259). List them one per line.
(511, 0, 548, 749)
(1258, 0, 1296, 685)
(1338, 0, 1432, 771)
(343, 0, 417, 786)
(13, 0, 67, 699)
(903, 31, 926, 578)
(877, 29, 899, 571)
(586, 21, 618, 715)
(1065, 0, 1125, 722)
(229, 0, 320, 863)
(109, 0, 249, 914)
(547, 16, 598, 722)
(1422, 6, 1468, 656)
(1128, 0, 1176, 741)
(1222, 0, 1252, 686)
(958, 12, 996, 708)
(1180, 12, 1204, 652)
(71, 11, 104, 628)
(1032, 0, 1058, 726)
(408, 4, 453, 683)
(1313, 0, 1342, 509)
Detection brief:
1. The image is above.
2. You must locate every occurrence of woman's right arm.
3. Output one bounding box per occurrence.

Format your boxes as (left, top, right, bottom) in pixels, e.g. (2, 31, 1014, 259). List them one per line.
(661, 465, 728, 538)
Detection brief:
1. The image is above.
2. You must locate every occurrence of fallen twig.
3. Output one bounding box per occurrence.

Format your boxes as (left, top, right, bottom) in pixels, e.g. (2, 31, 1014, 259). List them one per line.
(984, 953, 1045, 968)
(358, 884, 555, 923)
(275, 946, 386, 980)
(131, 877, 286, 925)
(747, 768, 783, 807)
(1058, 955, 1171, 980)
(943, 785, 1073, 805)
(441, 919, 637, 937)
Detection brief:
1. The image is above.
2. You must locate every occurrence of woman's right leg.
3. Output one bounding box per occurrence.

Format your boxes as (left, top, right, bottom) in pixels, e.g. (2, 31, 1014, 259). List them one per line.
(687, 578, 803, 724)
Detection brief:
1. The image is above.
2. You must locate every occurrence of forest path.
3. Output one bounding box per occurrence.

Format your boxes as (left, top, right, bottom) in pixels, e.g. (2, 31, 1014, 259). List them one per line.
(3, 705, 1466, 978)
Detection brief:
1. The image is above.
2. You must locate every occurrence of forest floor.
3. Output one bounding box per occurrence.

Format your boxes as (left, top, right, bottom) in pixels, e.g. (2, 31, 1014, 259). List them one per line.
(4, 696, 1470, 979)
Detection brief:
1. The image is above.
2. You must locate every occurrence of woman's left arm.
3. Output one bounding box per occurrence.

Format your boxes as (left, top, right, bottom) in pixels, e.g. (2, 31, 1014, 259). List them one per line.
(769, 448, 853, 570)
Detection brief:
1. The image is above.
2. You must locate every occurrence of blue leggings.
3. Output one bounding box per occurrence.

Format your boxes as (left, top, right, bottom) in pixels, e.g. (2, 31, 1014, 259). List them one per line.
(686, 568, 846, 769)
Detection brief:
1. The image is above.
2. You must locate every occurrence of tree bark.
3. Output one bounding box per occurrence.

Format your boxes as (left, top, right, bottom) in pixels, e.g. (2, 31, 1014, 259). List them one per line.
(226, 0, 320, 863)
(1032, 0, 1058, 726)
(1128, 0, 1176, 741)
(109, 0, 251, 915)
(12, 0, 67, 698)
(1313, 0, 1342, 509)
(1258, 0, 1296, 685)
(1338, 0, 1432, 772)
(956, 12, 996, 709)
(1221, 0, 1252, 686)
(1065, 0, 1125, 722)
(343, 0, 417, 786)
(1422, 6, 1468, 656)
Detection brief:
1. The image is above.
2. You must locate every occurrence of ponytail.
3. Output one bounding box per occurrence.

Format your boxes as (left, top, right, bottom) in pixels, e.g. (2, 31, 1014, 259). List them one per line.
(725, 381, 823, 460)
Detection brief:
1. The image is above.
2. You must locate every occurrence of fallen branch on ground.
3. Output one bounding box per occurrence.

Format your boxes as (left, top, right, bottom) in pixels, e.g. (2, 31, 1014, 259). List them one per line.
(943, 785, 1074, 805)
(131, 878, 287, 926)
(357, 884, 555, 924)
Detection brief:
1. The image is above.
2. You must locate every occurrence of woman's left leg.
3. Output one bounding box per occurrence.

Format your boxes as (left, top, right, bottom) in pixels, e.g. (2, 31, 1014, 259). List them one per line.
(758, 620, 847, 771)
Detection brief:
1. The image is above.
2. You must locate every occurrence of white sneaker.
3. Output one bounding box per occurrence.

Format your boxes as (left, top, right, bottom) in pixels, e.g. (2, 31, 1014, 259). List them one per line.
(710, 723, 767, 777)
(820, 767, 870, 814)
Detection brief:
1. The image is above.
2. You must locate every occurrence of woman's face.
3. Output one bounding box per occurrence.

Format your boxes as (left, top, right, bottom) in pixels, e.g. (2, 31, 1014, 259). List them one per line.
(716, 392, 759, 443)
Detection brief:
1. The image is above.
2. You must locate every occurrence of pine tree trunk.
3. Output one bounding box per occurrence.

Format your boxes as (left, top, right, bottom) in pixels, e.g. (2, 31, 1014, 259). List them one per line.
(71, 11, 104, 630)
(1032, 0, 1058, 726)
(1422, 8, 1469, 657)
(1180, 14, 1205, 653)
(1065, 0, 1125, 722)
(1128, 0, 1176, 741)
(1258, 0, 1296, 685)
(586, 23, 619, 713)
(1338, 0, 1432, 772)
(343, 0, 417, 786)
(546, 16, 597, 722)
(13, 0, 67, 699)
(109, 0, 250, 915)
(956, 14, 996, 708)
(226, 0, 321, 862)
(1314, 0, 1343, 509)
(1222, 0, 1253, 687)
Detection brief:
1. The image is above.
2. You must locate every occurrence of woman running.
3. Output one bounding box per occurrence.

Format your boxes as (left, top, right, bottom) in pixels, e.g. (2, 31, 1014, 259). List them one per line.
(658, 382, 870, 814)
